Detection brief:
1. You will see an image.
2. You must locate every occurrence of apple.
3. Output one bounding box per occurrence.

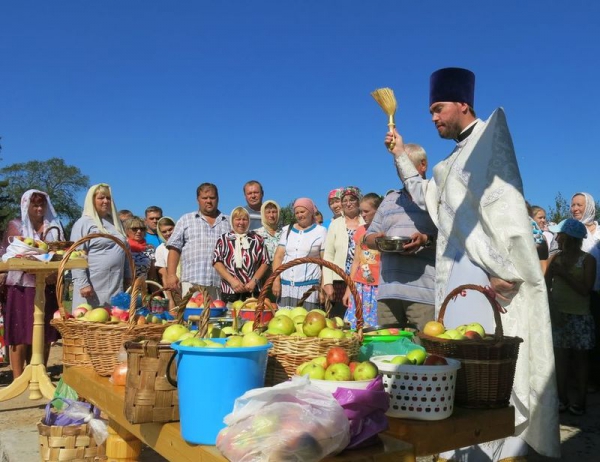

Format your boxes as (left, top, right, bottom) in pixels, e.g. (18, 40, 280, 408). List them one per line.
(180, 337, 206, 347)
(221, 326, 237, 336)
(53, 309, 63, 320)
(241, 332, 269, 347)
(326, 347, 349, 365)
(207, 324, 226, 338)
(310, 309, 327, 317)
(187, 301, 200, 308)
(456, 324, 468, 335)
(161, 324, 190, 343)
(290, 331, 307, 337)
(241, 321, 255, 334)
(388, 328, 400, 335)
(300, 363, 326, 380)
(37, 241, 49, 251)
(305, 357, 326, 371)
(390, 355, 412, 365)
(225, 335, 244, 347)
(466, 322, 486, 337)
(275, 308, 292, 317)
(423, 321, 445, 337)
(406, 349, 427, 365)
(325, 318, 336, 329)
(423, 354, 448, 366)
(436, 333, 452, 339)
(268, 315, 296, 335)
(231, 299, 245, 312)
(204, 340, 225, 348)
(109, 315, 119, 322)
(212, 299, 226, 308)
(296, 361, 313, 375)
(23, 237, 36, 247)
(84, 307, 110, 322)
(317, 327, 344, 339)
(324, 363, 352, 381)
(177, 332, 197, 341)
(293, 315, 306, 334)
(444, 329, 466, 340)
(464, 330, 483, 340)
(302, 312, 327, 337)
(353, 361, 379, 381)
(289, 307, 308, 319)
(333, 316, 345, 328)
(348, 361, 360, 375)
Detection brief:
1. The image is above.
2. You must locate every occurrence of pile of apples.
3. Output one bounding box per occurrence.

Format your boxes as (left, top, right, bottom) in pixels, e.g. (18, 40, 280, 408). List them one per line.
(186, 291, 226, 309)
(14, 236, 49, 251)
(160, 323, 269, 349)
(264, 307, 350, 339)
(422, 320, 490, 341)
(54, 249, 86, 259)
(57, 303, 164, 324)
(379, 350, 448, 366)
(295, 346, 379, 382)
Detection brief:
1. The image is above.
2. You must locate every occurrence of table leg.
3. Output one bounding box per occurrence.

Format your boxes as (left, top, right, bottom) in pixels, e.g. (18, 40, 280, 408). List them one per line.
(106, 419, 142, 462)
(0, 270, 55, 401)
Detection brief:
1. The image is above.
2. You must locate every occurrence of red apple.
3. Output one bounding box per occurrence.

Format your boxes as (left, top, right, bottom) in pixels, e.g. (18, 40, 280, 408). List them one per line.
(464, 330, 483, 340)
(348, 361, 360, 375)
(212, 300, 226, 308)
(423, 354, 448, 366)
(326, 346, 350, 365)
(302, 311, 327, 337)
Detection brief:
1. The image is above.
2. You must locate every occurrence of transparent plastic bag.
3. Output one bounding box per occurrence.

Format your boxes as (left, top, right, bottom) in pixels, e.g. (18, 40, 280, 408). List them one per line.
(217, 376, 350, 462)
(43, 398, 108, 445)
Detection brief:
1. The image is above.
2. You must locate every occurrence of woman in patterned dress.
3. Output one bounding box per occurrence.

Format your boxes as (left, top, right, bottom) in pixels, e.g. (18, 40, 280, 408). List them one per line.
(212, 207, 270, 303)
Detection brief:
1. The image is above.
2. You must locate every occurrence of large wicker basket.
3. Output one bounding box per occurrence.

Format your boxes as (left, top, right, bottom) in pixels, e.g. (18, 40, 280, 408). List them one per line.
(254, 257, 363, 386)
(417, 284, 523, 409)
(50, 233, 135, 369)
(38, 421, 106, 462)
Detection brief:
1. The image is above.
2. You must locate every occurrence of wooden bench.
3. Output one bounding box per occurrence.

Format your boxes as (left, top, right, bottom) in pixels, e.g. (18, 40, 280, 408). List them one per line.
(63, 366, 416, 462)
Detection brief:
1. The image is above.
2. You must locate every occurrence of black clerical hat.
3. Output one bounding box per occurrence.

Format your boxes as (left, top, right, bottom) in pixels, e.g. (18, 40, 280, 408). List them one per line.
(429, 67, 475, 107)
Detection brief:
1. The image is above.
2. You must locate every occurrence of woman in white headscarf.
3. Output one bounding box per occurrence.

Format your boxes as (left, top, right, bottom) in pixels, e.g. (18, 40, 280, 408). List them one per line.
(0, 189, 64, 379)
(571, 192, 600, 391)
(69, 184, 131, 308)
(255, 200, 282, 262)
(212, 207, 270, 303)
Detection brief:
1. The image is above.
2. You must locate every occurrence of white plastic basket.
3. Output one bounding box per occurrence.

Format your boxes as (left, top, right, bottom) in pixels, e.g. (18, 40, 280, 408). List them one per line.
(297, 376, 373, 393)
(370, 355, 460, 420)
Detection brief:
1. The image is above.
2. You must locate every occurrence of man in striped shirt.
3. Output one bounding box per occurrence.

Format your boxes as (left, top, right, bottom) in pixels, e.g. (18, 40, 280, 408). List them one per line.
(364, 143, 437, 332)
(165, 183, 230, 300)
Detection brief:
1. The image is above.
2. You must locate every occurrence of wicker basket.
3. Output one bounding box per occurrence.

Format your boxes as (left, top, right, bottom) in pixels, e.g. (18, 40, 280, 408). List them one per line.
(50, 233, 135, 369)
(123, 339, 179, 424)
(38, 421, 105, 462)
(41, 226, 74, 253)
(417, 284, 523, 409)
(255, 257, 363, 386)
(84, 277, 174, 377)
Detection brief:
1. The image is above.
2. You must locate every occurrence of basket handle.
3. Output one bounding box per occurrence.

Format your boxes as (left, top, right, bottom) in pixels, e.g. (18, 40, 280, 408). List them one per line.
(177, 285, 213, 337)
(438, 284, 505, 340)
(41, 225, 65, 242)
(298, 285, 333, 316)
(55, 233, 135, 321)
(255, 257, 363, 337)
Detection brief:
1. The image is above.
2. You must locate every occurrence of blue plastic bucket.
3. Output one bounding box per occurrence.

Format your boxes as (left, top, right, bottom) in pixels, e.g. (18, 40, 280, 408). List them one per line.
(170, 338, 272, 445)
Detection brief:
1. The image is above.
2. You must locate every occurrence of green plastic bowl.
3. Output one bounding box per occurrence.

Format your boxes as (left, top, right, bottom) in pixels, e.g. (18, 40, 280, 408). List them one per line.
(361, 331, 414, 344)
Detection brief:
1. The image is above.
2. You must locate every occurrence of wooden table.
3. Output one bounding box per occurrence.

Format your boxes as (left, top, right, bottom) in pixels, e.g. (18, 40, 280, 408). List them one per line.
(386, 406, 515, 456)
(0, 258, 87, 402)
(64, 366, 416, 462)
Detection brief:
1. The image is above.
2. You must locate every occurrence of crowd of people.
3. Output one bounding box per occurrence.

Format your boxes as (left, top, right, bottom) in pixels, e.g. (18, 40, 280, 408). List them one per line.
(1, 67, 600, 462)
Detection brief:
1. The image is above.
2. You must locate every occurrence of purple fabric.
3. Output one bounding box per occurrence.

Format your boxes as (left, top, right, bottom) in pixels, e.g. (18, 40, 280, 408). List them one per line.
(332, 375, 390, 449)
(4, 284, 60, 345)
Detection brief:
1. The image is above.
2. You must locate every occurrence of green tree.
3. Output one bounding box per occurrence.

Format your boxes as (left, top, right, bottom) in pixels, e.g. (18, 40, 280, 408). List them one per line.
(279, 201, 295, 227)
(0, 158, 89, 234)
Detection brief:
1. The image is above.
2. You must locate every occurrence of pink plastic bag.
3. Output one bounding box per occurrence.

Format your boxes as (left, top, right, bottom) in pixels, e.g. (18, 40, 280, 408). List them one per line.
(332, 375, 390, 449)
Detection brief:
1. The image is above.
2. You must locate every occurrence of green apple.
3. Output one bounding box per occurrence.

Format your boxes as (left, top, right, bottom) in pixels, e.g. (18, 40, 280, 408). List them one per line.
(268, 315, 296, 335)
(85, 307, 110, 322)
(296, 361, 313, 375)
(325, 318, 336, 329)
(311, 356, 328, 369)
(311, 309, 327, 317)
(302, 312, 327, 337)
(23, 237, 36, 247)
(406, 349, 427, 365)
(177, 332, 197, 341)
(324, 363, 352, 381)
(333, 316, 345, 328)
(289, 307, 308, 319)
(436, 333, 452, 339)
(180, 337, 206, 347)
(318, 327, 344, 339)
(37, 241, 49, 251)
(456, 324, 468, 335)
(242, 332, 269, 347)
(204, 340, 225, 348)
(444, 329, 466, 340)
(293, 315, 306, 334)
(241, 321, 255, 334)
(225, 335, 243, 347)
(466, 322, 486, 337)
(390, 355, 412, 365)
(221, 326, 237, 336)
(275, 308, 292, 317)
(290, 331, 307, 337)
(231, 299, 245, 313)
(376, 329, 391, 335)
(300, 362, 326, 380)
(161, 324, 190, 343)
(207, 324, 226, 338)
(353, 361, 379, 380)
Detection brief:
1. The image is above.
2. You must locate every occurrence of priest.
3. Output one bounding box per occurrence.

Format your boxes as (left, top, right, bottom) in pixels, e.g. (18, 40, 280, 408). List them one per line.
(385, 68, 560, 460)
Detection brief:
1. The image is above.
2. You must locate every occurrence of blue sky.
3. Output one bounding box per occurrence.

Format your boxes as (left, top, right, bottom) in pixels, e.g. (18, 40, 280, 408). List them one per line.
(1, 1, 598, 222)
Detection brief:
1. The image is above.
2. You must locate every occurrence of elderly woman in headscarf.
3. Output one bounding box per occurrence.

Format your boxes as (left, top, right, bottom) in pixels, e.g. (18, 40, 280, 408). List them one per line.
(69, 184, 132, 308)
(323, 186, 365, 317)
(0, 189, 64, 379)
(570, 192, 600, 392)
(322, 187, 344, 229)
(255, 200, 282, 262)
(212, 207, 270, 303)
(271, 198, 328, 309)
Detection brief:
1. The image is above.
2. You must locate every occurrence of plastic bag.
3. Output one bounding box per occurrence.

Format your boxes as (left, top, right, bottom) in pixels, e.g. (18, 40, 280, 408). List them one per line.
(42, 398, 108, 445)
(52, 377, 78, 410)
(217, 376, 350, 462)
(332, 375, 389, 449)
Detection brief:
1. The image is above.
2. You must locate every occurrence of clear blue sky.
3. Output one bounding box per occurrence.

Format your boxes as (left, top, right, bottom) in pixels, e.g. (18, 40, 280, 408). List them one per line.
(1, 1, 598, 222)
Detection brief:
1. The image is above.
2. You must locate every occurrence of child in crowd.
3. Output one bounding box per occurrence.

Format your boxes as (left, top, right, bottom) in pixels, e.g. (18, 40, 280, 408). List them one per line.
(342, 193, 382, 328)
(545, 218, 597, 416)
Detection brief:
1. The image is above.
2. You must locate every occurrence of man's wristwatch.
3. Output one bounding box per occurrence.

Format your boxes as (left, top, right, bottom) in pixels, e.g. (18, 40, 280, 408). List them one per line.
(423, 234, 435, 248)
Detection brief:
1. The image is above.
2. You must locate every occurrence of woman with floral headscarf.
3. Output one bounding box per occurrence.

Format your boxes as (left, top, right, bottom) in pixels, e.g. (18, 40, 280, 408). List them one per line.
(0, 189, 64, 379)
(323, 186, 365, 317)
(570, 192, 600, 392)
(322, 188, 344, 229)
(213, 207, 270, 303)
(69, 184, 131, 308)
